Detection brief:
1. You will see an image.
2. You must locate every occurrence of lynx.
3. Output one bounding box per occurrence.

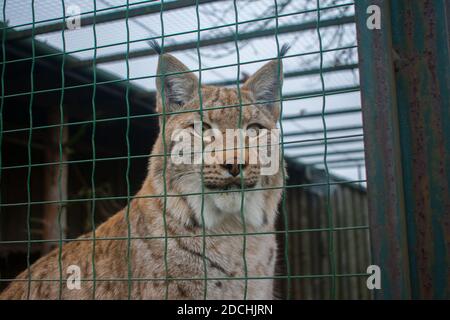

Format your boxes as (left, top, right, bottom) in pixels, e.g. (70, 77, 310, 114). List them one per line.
(0, 42, 287, 300)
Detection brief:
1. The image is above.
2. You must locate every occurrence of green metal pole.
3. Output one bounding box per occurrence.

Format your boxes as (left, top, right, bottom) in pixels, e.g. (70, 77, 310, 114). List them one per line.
(282, 106, 361, 121)
(284, 125, 363, 138)
(6, 0, 221, 41)
(356, 0, 450, 299)
(69, 16, 355, 68)
(283, 136, 364, 149)
(390, 0, 450, 300)
(210, 63, 359, 86)
(293, 148, 365, 159)
(355, 0, 411, 299)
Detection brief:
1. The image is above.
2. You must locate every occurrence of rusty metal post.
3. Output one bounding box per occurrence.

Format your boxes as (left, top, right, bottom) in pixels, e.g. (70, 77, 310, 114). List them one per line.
(389, 0, 450, 299)
(355, 0, 411, 299)
(356, 0, 450, 299)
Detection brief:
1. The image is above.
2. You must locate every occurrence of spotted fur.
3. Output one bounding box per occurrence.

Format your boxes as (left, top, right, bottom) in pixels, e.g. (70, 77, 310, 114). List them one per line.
(0, 51, 286, 300)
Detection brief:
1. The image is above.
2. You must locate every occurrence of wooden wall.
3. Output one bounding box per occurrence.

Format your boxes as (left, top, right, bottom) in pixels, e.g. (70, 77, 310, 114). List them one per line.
(275, 176, 372, 300)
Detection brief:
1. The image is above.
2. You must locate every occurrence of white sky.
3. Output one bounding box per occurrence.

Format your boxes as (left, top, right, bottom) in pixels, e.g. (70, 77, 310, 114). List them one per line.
(2, 0, 366, 184)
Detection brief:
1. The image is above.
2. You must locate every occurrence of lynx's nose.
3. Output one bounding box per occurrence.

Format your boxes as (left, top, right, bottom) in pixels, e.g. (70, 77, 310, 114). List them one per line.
(222, 163, 245, 177)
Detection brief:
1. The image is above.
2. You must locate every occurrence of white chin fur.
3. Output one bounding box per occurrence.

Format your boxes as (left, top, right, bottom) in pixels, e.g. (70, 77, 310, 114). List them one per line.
(210, 191, 243, 214)
(202, 188, 265, 229)
(174, 174, 266, 229)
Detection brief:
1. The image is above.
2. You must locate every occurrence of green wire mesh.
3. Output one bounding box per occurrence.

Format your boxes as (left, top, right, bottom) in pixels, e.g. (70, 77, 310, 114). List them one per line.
(316, 0, 336, 299)
(0, 0, 371, 300)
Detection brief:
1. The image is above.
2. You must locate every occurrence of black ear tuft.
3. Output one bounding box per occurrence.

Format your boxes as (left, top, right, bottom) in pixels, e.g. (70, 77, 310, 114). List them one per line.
(279, 43, 290, 57)
(148, 40, 162, 55)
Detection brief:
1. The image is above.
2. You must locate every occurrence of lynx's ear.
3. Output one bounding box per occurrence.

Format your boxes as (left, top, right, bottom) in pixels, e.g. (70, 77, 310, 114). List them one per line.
(243, 44, 288, 120)
(155, 52, 198, 112)
(242, 60, 283, 120)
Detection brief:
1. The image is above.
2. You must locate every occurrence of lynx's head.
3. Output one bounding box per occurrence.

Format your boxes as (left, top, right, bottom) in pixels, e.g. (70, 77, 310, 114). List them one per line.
(147, 42, 287, 230)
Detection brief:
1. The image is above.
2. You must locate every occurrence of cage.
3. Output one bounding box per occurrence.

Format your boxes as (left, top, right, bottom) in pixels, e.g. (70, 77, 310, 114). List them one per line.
(0, 0, 448, 300)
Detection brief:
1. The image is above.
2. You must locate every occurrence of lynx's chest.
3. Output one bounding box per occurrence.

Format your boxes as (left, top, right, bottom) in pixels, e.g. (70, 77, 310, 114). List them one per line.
(200, 232, 277, 300)
(134, 231, 277, 300)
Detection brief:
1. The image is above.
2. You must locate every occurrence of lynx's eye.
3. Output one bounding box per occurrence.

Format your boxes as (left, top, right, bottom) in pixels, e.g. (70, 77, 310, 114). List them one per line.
(247, 123, 265, 136)
(190, 122, 211, 137)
